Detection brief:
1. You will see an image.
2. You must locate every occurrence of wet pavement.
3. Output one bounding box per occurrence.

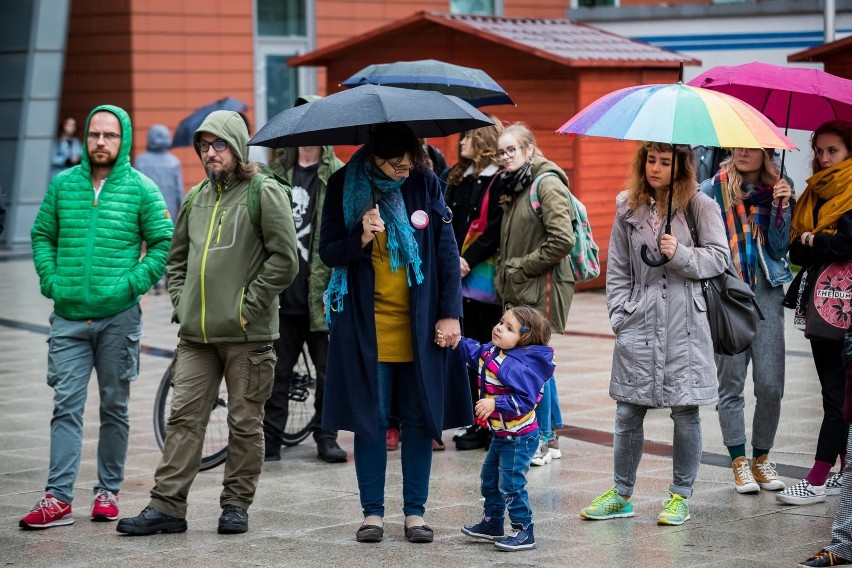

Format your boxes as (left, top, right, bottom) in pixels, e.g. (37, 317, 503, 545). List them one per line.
(0, 252, 839, 567)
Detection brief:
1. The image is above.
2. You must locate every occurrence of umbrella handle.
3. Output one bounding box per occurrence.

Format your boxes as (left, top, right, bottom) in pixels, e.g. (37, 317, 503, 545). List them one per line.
(640, 244, 671, 267)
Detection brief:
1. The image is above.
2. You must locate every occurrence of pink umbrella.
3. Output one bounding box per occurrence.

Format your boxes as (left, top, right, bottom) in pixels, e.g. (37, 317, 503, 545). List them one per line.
(688, 62, 852, 132)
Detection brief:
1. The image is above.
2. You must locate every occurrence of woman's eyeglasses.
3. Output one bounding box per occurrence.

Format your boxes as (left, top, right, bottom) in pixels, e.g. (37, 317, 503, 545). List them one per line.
(496, 146, 521, 160)
(379, 157, 414, 174)
(198, 140, 229, 153)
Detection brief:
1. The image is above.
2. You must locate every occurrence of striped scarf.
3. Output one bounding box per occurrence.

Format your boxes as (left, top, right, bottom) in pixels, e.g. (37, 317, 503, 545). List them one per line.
(710, 170, 773, 289)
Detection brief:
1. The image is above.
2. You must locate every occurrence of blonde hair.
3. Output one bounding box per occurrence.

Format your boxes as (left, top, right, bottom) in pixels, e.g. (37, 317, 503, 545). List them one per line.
(625, 142, 697, 212)
(719, 149, 779, 204)
(500, 123, 543, 159)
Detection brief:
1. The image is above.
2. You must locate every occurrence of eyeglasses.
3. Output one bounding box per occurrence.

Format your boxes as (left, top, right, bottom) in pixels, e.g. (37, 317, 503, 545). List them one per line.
(199, 139, 229, 153)
(496, 146, 522, 160)
(87, 131, 122, 142)
(379, 157, 414, 174)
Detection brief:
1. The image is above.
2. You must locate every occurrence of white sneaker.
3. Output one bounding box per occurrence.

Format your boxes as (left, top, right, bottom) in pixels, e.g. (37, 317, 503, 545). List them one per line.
(530, 441, 552, 466)
(776, 479, 826, 505)
(826, 472, 843, 496)
(546, 436, 562, 460)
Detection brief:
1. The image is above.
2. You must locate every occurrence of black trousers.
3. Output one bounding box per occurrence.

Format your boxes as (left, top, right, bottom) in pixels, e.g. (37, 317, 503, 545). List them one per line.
(263, 313, 334, 449)
(811, 339, 849, 464)
(462, 298, 504, 402)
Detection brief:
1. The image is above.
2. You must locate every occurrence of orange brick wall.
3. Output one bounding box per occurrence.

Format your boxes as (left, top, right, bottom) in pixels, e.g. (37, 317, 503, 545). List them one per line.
(61, 0, 255, 193)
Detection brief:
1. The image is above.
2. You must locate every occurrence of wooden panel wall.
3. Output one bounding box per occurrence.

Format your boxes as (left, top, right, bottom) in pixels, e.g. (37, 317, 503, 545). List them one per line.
(60, 0, 255, 193)
(824, 52, 852, 80)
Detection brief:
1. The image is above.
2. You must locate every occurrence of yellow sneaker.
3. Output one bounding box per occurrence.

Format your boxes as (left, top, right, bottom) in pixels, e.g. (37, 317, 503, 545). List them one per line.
(732, 456, 760, 494)
(751, 455, 785, 491)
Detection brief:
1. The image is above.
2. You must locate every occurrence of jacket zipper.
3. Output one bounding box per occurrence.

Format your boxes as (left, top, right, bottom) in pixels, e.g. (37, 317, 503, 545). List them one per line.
(83, 181, 104, 306)
(239, 285, 247, 332)
(200, 185, 223, 343)
(216, 209, 226, 244)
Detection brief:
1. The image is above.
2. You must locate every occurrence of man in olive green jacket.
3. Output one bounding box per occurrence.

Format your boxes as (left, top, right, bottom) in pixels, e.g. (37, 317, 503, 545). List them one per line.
(23, 104, 173, 530)
(118, 110, 298, 536)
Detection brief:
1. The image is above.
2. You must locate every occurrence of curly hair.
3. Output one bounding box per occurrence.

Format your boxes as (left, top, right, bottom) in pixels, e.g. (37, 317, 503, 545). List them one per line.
(506, 304, 551, 347)
(624, 142, 697, 213)
(446, 114, 504, 186)
(718, 149, 779, 204)
(811, 120, 852, 174)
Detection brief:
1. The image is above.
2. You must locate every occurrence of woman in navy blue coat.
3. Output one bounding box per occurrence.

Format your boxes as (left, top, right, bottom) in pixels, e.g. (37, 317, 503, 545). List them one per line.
(319, 123, 472, 544)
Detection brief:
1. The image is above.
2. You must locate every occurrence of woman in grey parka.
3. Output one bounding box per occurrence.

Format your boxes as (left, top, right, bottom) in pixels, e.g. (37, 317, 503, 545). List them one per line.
(580, 142, 728, 527)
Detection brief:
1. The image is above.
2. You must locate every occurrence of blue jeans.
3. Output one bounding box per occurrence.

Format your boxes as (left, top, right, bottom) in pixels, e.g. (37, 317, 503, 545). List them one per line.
(613, 401, 701, 499)
(354, 362, 433, 518)
(46, 304, 143, 504)
(535, 377, 562, 442)
(480, 430, 538, 528)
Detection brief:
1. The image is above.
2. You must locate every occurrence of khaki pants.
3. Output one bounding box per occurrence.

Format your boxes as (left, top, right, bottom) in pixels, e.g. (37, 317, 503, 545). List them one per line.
(149, 339, 276, 518)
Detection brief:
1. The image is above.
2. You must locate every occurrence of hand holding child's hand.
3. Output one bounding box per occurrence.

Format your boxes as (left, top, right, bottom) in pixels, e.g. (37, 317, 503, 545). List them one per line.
(474, 398, 495, 421)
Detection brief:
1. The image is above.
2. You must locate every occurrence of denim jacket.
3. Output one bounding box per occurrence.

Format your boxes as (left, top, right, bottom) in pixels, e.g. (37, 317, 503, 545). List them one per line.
(699, 179, 793, 288)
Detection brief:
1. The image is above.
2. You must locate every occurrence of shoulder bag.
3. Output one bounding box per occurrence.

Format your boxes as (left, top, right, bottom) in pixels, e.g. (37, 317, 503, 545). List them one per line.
(685, 201, 765, 356)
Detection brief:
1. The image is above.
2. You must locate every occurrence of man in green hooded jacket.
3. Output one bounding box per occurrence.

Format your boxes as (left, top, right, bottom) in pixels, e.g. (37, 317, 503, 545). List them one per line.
(117, 110, 298, 536)
(23, 105, 173, 530)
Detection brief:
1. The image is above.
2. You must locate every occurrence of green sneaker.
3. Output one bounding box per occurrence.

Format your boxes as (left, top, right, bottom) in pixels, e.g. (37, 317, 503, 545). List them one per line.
(657, 493, 690, 526)
(580, 487, 634, 520)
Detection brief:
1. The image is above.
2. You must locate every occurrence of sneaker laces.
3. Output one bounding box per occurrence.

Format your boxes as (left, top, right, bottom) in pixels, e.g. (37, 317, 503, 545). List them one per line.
(754, 459, 779, 480)
(661, 494, 688, 516)
(810, 549, 840, 564)
(94, 489, 117, 506)
(735, 459, 757, 483)
(591, 488, 619, 506)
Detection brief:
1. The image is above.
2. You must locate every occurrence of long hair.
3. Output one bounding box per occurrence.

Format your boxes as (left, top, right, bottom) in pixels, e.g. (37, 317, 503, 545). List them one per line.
(719, 149, 779, 204)
(236, 161, 260, 181)
(811, 120, 852, 173)
(446, 114, 504, 186)
(625, 142, 696, 212)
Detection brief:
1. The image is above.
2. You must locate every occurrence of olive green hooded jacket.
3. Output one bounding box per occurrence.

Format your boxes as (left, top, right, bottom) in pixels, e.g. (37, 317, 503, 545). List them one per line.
(32, 104, 173, 320)
(167, 110, 298, 343)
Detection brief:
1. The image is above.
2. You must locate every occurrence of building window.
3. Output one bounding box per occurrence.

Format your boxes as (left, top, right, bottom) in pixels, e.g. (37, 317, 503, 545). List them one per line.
(450, 0, 495, 15)
(257, 0, 306, 37)
(576, 0, 617, 7)
(266, 55, 299, 120)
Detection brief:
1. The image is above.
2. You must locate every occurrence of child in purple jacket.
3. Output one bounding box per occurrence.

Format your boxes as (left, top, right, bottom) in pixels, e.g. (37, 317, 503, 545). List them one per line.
(436, 305, 554, 551)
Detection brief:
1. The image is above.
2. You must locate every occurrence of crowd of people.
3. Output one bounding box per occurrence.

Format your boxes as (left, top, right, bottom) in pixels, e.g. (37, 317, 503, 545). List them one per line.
(16, 95, 852, 564)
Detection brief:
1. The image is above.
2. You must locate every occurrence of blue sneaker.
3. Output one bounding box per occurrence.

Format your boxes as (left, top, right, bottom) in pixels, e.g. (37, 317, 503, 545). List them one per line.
(494, 523, 536, 551)
(461, 516, 504, 541)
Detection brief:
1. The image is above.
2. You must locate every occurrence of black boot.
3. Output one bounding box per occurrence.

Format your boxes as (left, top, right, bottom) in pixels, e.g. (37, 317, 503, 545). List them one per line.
(317, 436, 347, 463)
(455, 425, 490, 451)
(218, 505, 249, 534)
(116, 506, 187, 535)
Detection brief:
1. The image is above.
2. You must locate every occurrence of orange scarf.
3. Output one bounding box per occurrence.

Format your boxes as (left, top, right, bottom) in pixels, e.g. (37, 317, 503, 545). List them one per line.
(791, 157, 852, 239)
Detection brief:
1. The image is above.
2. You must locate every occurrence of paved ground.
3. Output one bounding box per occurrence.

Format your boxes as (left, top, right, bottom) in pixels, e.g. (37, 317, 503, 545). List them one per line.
(0, 251, 841, 567)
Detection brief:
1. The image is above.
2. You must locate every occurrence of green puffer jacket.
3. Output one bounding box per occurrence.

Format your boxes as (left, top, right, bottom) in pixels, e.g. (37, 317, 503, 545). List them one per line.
(167, 110, 299, 343)
(31, 104, 173, 320)
(270, 142, 343, 332)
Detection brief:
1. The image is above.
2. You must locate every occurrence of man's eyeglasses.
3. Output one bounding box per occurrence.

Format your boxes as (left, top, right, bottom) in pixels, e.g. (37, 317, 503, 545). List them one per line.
(199, 139, 229, 153)
(496, 146, 521, 160)
(87, 131, 122, 142)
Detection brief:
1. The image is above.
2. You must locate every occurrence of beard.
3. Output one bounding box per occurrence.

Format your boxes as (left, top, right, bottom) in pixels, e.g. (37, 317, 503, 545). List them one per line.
(89, 153, 117, 168)
(205, 162, 235, 185)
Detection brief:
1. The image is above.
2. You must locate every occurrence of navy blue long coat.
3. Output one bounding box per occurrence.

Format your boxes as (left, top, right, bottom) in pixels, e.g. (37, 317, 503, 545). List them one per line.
(319, 165, 473, 442)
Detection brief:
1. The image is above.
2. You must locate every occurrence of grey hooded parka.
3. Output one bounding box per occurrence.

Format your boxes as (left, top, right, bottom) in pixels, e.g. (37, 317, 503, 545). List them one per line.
(606, 190, 729, 408)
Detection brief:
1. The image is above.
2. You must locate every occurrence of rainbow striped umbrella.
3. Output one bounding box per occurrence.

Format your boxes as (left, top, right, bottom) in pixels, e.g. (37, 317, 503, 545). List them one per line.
(557, 83, 796, 150)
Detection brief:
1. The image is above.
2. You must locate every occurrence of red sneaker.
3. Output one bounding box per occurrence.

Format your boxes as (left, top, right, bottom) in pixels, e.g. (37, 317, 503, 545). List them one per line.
(386, 427, 400, 451)
(19, 494, 73, 530)
(91, 489, 119, 522)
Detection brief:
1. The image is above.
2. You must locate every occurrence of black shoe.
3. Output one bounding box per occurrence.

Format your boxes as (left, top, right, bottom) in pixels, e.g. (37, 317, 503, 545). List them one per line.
(264, 452, 281, 462)
(317, 438, 347, 463)
(116, 506, 187, 536)
(455, 425, 490, 451)
(218, 505, 248, 534)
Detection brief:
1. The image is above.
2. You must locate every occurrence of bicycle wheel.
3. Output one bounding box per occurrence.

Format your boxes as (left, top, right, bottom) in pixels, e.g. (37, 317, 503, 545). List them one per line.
(153, 362, 229, 471)
(280, 346, 319, 447)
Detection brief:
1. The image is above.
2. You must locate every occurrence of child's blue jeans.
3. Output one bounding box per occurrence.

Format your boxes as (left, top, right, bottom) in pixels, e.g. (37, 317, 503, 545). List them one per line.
(535, 377, 562, 442)
(480, 429, 538, 528)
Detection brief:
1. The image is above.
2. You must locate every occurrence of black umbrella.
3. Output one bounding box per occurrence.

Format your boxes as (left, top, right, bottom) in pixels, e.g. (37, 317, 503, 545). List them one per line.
(248, 85, 493, 149)
(340, 59, 514, 108)
(172, 97, 249, 147)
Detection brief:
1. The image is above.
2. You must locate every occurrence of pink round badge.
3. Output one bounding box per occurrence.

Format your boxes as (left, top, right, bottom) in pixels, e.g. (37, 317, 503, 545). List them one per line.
(410, 209, 429, 229)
